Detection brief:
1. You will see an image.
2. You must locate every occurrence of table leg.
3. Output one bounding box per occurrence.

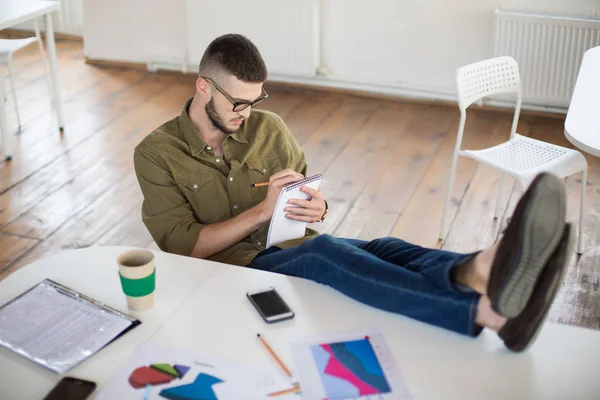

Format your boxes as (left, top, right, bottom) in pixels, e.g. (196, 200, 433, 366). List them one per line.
(0, 77, 11, 160)
(44, 12, 65, 132)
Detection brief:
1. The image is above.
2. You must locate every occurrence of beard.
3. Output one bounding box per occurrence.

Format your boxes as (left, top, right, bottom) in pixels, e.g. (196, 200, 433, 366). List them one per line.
(205, 97, 239, 135)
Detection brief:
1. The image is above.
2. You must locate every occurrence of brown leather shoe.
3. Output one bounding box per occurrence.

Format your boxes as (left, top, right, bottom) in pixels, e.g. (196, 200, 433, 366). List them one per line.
(488, 172, 566, 318)
(498, 223, 574, 352)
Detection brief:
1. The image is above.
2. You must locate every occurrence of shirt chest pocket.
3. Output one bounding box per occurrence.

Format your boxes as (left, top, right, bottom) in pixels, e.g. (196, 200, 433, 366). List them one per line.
(175, 171, 226, 223)
(245, 156, 284, 204)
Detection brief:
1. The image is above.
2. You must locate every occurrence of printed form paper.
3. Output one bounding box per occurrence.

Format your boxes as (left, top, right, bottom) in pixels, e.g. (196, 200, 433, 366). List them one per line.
(0, 281, 133, 373)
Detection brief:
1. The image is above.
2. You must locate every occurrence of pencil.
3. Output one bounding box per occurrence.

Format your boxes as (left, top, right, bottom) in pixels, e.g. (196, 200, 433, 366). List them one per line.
(257, 333, 293, 378)
(250, 182, 269, 187)
(267, 385, 302, 397)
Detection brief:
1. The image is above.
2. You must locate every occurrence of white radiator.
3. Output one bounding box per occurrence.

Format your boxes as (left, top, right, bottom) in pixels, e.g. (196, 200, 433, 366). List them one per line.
(494, 10, 600, 110)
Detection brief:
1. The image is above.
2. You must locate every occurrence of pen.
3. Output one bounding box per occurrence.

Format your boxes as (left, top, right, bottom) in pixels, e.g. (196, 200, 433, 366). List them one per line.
(257, 333, 293, 378)
(250, 182, 269, 187)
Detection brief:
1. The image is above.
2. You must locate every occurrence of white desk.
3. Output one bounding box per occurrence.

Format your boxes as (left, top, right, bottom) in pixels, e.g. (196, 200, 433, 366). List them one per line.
(0, 0, 64, 160)
(1, 246, 600, 399)
(565, 46, 600, 157)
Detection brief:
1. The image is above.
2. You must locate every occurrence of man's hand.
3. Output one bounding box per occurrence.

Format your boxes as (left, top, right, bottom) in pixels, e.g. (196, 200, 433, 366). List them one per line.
(258, 168, 305, 222)
(285, 186, 326, 223)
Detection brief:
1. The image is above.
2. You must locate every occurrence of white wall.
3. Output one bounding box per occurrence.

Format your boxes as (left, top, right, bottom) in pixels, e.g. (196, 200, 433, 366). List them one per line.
(184, 0, 318, 77)
(320, 0, 599, 98)
(83, 0, 600, 107)
(83, 0, 187, 66)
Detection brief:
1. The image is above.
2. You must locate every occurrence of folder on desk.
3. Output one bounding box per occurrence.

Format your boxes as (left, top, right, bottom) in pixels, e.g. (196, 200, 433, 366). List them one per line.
(0, 279, 141, 374)
(266, 174, 323, 248)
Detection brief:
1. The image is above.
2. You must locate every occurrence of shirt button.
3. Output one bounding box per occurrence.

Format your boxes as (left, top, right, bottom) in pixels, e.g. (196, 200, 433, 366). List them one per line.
(262, 168, 266, 173)
(233, 205, 239, 209)
(257, 241, 262, 246)
(229, 177, 233, 181)
(193, 184, 198, 189)
(216, 158, 221, 163)
(207, 146, 212, 150)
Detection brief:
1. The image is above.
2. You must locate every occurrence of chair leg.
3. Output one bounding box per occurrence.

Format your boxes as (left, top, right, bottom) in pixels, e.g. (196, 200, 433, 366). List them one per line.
(439, 153, 460, 240)
(33, 18, 53, 109)
(7, 56, 21, 131)
(494, 172, 506, 219)
(577, 168, 586, 254)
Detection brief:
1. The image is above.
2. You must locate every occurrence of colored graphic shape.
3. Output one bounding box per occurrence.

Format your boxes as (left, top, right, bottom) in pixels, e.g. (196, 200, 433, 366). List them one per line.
(310, 338, 391, 397)
(330, 340, 390, 392)
(151, 363, 180, 378)
(312, 345, 358, 397)
(174, 364, 191, 378)
(159, 373, 223, 400)
(129, 366, 174, 389)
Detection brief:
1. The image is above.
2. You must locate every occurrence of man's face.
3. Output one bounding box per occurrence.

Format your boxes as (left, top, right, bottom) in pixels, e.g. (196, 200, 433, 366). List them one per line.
(203, 75, 264, 135)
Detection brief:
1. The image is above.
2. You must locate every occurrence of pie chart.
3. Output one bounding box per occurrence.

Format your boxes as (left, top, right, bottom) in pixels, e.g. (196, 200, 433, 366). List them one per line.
(128, 363, 191, 389)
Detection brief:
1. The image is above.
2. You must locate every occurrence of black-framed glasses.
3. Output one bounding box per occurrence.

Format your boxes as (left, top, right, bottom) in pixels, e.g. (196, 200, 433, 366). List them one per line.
(201, 76, 268, 112)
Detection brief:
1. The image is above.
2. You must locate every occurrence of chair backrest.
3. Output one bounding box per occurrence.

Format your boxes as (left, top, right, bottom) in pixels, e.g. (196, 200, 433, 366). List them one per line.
(456, 56, 521, 111)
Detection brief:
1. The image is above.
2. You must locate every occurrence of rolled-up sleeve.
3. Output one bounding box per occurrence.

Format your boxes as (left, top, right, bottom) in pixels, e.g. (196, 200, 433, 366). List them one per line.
(134, 148, 203, 256)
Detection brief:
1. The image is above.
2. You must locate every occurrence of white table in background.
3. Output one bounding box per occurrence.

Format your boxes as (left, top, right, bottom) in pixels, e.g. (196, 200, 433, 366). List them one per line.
(0, 0, 64, 160)
(1, 246, 600, 399)
(565, 46, 600, 157)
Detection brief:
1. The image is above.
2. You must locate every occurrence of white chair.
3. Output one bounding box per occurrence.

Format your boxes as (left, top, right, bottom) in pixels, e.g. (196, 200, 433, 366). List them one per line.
(440, 56, 587, 254)
(0, 19, 49, 132)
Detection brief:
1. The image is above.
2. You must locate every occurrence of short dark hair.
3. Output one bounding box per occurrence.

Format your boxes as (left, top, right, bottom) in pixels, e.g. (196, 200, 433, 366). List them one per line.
(199, 34, 267, 82)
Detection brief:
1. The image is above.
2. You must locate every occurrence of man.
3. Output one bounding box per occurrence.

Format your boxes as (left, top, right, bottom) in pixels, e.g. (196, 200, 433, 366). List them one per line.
(134, 34, 573, 352)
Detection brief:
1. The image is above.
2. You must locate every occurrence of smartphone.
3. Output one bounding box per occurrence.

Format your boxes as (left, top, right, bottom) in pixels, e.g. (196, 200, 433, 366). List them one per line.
(43, 377, 96, 400)
(247, 287, 295, 323)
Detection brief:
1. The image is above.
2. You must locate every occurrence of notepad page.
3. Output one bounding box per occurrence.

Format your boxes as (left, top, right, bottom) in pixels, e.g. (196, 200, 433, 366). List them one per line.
(266, 175, 323, 248)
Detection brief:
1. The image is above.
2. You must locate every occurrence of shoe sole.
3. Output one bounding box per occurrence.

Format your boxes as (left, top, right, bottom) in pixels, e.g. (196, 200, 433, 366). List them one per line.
(515, 224, 574, 352)
(496, 174, 566, 318)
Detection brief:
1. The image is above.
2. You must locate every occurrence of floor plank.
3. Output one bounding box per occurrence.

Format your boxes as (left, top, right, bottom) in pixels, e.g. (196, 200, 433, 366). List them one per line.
(281, 92, 346, 146)
(316, 105, 417, 235)
(5, 173, 144, 273)
(0, 84, 185, 233)
(0, 70, 162, 191)
(334, 105, 457, 240)
(0, 233, 39, 271)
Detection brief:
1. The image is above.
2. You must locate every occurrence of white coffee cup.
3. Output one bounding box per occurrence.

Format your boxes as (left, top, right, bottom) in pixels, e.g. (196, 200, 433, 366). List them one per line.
(117, 249, 156, 311)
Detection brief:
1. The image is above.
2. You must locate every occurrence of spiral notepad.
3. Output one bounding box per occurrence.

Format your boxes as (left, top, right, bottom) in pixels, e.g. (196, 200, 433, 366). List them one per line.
(266, 174, 323, 248)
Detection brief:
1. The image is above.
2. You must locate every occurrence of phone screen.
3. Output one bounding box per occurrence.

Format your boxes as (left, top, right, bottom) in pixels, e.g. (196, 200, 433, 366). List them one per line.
(249, 289, 292, 318)
(43, 377, 96, 400)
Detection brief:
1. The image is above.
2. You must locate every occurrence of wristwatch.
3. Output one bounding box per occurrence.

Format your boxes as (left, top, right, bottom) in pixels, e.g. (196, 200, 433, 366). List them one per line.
(318, 200, 329, 222)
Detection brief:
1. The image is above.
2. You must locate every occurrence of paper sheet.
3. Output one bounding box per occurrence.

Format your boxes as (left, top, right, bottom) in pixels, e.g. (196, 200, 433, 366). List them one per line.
(291, 329, 412, 400)
(0, 281, 133, 374)
(96, 343, 295, 400)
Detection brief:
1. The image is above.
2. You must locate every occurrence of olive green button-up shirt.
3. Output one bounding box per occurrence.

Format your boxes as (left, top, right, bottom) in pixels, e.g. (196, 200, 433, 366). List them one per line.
(134, 98, 319, 266)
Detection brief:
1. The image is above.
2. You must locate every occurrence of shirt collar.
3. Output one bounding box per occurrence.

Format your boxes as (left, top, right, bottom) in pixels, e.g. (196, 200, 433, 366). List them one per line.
(179, 97, 249, 156)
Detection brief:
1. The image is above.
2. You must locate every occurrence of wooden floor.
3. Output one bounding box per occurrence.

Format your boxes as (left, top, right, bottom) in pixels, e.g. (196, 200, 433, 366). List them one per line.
(0, 39, 598, 331)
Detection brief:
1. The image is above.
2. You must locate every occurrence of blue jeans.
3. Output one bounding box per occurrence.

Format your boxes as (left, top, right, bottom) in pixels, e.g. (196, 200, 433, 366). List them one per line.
(247, 235, 483, 337)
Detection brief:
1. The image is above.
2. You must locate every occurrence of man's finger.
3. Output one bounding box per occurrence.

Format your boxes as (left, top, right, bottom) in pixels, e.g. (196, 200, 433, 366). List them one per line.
(285, 212, 318, 222)
(271, 175, 303, 189)
(300, 186, 321, 198)
(286, 199, 316, 209)
(284, 206, 320, 218)
(269, 169, 303, 182)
